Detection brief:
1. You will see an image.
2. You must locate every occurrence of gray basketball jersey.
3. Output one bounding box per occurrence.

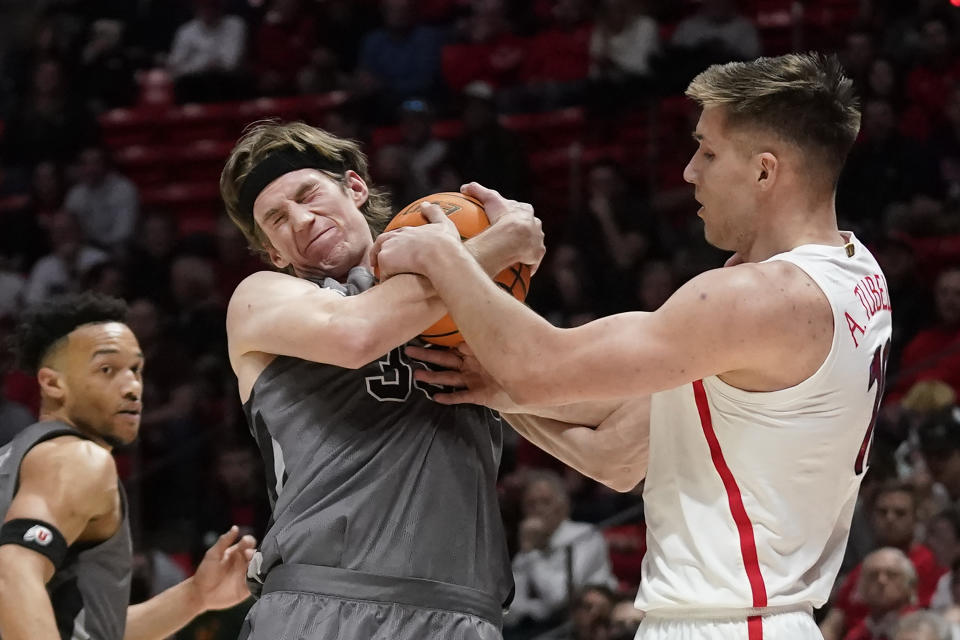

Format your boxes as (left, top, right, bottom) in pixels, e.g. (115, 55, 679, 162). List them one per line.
(243, 269, 513, 608)
(0, 421, 132, 640)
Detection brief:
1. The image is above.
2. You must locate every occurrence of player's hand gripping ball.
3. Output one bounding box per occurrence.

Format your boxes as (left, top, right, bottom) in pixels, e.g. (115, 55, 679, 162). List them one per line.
(378, 192, 532, 346)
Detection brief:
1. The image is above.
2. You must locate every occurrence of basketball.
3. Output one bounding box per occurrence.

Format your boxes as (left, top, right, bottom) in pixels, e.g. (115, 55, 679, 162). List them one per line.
(381, 192, 532, 346)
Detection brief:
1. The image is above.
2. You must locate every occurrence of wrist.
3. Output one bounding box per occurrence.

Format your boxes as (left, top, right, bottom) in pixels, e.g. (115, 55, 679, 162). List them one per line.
(181, 576, 209, 616)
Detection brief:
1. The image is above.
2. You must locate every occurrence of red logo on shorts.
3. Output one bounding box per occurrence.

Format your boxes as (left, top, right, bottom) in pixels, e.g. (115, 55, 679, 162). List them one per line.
(24, 525, 53, 546)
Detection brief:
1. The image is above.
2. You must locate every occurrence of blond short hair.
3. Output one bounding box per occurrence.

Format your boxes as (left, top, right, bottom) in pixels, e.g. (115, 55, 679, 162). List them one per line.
(686, 53, 861, 185)
(220, 121, 392, 262)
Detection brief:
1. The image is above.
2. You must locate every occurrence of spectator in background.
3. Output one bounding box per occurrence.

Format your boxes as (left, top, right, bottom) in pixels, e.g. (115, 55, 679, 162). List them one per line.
(843, 548, 919, 640)
(167, 0, 248, 103)
(0, 313, 34, 445)
(447, 80, 529, 199)
(635, 260, 676, 312)
(505, 470, 617, 636)
(24, 210, 108, 305)
(167, 255, 227, 361)
(837, 99, 940, 226)
(525, 244, 600, 328)
(565, 161, 660, 309)
(79, 18, 137, 111)
(0, 58, 98, 167)
(126, 213, 179, 309)
(355, 0, 447, 118)
(865, 58, 902, 109)
(823, 482, 946, 640)
(892, 610, 951, 640)
(0, 161, 59, 271)
(608, 598, 644, 640)
(252, 0, 317, 96)
(670, 0, 761, 62)
(839, 28, 875, 92)
(929, 509, 960, 610)
(199, 445, 269, 555)
(374, 98, 451, 205)
(919, 408, 960, 508)
(872, 236, 932, 372)
(589, 0, 658, 83)
(905, 14, 960, 120)
(65, 145, 139, 253)
(888, 268, 960, 403)
(563, 584, 616, 640)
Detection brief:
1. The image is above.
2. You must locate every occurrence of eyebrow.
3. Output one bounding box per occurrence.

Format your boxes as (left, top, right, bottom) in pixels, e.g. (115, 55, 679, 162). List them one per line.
(91, 349, 145, 360)
(262, 180, 320, 224)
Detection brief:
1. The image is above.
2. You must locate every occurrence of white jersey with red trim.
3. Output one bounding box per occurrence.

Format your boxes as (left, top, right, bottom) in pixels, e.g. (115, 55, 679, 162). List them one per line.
(636, 233, 893, 614)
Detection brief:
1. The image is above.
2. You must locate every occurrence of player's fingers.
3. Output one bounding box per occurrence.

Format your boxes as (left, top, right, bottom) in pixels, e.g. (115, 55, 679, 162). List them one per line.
(420, 202, 448, 224)
(461, 182, 502, 204)
(405, 345, 461, 368)
(453, 342, 475, 357)
(210, 525, 240, 555)
(413, 369, 467, 388)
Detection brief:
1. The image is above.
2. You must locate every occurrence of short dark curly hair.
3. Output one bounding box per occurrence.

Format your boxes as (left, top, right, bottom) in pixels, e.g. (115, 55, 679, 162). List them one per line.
(14, 293, 128, 372)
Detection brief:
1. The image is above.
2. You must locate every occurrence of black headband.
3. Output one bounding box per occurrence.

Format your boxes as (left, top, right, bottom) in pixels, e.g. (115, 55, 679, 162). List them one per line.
(238, 147, 346, 218)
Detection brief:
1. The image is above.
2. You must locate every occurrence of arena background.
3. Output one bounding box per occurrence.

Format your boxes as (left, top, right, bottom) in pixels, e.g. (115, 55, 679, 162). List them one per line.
(0, 0, 958, 638)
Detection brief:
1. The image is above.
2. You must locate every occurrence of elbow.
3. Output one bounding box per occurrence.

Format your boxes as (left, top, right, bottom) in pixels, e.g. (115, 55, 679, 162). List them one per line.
(593, 456, 647, 493)
(329, 320, 381, 369)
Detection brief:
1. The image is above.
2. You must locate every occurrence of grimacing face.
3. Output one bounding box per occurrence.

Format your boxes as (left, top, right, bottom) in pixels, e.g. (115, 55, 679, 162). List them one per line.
(43, 322, 144, 447)
(252, 168, 372, 280)
(683, 107, 760, 253)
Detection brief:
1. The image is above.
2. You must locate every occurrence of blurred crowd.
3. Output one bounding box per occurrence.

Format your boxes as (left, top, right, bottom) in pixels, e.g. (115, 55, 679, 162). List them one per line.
(0, 0, 959, 638)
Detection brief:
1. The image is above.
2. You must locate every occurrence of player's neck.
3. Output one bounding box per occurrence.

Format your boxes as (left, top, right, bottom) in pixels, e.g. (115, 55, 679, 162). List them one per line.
(741, 195, 843, 262)
(39, 406, 113, 451)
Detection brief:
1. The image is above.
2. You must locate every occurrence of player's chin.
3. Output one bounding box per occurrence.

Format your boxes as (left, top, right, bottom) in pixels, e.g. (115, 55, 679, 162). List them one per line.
(112, 415, 141, 443)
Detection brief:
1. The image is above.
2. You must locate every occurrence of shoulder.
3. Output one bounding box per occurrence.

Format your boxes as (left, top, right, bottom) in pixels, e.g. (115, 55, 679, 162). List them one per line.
(228, 271, 316, 311)
(666, 261, 824, 320)
(22, 435, 117, 494)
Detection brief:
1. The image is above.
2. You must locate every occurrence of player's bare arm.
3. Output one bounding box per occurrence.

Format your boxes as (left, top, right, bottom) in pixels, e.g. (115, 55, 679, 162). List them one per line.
(377, 214, 833, 405)
(0, 437, 118, 640)
(124, 526, 255, 640)
(408, 344, 650, 491)
(229, 204, 543, 399)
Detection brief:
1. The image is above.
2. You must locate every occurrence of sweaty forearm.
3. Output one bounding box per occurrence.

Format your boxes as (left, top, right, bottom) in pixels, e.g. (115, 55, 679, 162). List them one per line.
(0, 555, 60, 640)
(124, 578, 204, 640)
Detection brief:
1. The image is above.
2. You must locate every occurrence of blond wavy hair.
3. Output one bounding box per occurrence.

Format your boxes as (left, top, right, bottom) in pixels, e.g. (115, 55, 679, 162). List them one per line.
(686, 53, 861, 185)
(220, 121, 392, 262)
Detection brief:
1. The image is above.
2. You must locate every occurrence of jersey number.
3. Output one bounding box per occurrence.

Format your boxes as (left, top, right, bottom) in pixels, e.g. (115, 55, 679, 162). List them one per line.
(855, 338, 891, 475)
(365, 347, 442, 402)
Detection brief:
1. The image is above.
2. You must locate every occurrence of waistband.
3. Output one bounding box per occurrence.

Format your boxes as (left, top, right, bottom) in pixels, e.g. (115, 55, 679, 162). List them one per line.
(261, 563, 503, 627)
(643, 603, 814, 620)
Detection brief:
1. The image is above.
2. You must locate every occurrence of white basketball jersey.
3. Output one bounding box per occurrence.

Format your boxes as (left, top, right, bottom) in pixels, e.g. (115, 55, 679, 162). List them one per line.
(636, 232, 893, 614)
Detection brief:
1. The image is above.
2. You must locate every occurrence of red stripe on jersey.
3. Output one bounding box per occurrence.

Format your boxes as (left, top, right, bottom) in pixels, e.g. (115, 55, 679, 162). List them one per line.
(748, 615, 764, 640)
(693, 380, 768, 610)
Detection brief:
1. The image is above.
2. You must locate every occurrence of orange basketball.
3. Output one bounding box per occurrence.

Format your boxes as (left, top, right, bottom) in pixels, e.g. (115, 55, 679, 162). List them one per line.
(381, 192, 532, 346)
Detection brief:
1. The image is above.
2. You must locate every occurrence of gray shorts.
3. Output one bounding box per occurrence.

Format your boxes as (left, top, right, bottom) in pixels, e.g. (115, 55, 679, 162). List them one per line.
(238, 564, 504, 640)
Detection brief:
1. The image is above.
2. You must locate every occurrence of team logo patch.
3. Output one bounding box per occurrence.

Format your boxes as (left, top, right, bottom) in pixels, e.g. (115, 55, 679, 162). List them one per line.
(24, 524, 53, 546)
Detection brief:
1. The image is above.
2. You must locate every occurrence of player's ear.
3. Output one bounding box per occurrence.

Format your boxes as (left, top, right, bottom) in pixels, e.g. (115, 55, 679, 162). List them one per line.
(344, 170, 369, 208)
(38, 366, 66, 401)
(757, 152, 777, 190)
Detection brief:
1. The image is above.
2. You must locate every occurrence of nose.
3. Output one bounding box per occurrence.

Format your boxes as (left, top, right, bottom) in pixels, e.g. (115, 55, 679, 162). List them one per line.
(290, 204, 314, 232)
(683, 156, 697, 185)
(122, 372, 142, 401)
